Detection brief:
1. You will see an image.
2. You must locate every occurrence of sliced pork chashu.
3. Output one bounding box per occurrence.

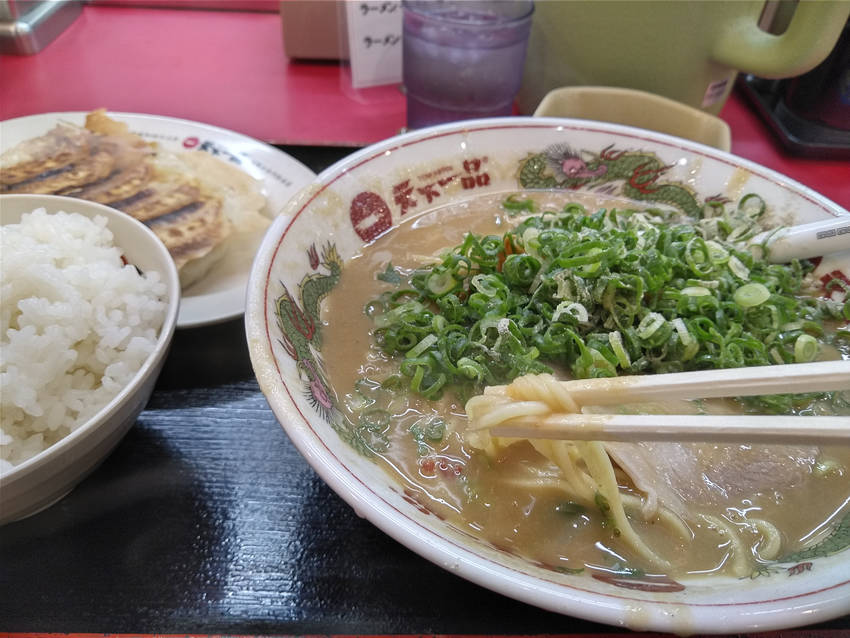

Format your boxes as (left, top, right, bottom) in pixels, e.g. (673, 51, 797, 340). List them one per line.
(605, 441, 818, 522)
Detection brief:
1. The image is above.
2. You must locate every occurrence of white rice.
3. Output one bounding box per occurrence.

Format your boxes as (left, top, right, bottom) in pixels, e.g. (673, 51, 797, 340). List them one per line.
(0, 208, 167, 472)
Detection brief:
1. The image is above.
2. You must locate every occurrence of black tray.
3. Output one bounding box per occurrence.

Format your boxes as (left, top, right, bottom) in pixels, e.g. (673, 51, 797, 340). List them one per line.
(737, 74, 850, 159)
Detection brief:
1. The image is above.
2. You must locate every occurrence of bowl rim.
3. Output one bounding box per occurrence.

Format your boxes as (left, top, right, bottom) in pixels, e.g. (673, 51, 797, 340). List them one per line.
(245, 116, 850, 633)
(0, 193, 181, 483)
(402, 0, 535, 26)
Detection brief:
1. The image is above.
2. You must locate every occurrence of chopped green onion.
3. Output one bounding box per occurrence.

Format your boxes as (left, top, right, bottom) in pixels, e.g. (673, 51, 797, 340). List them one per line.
(406, 334, 438, 359)
(637, 312, 666, 339)
(377, 262, 403, 284)
(677, 320, 700, 361)
(367, 195, 840, 410)
(608, 331, 631, 368)
(728, 255, 750, 280)
(794, 334, 819, 363)
(502, 193, 537, 213)
(502, 254, 541, 286)
(681, 286, 712, 297)
(733, 282, 771, 308)
(705, 240, 729, 264)
(427, 271, 458, 296)
(738, 193, 766, 219)
(814, 459, 843, 477)
(553, 301, 589, 324)
(555, 501, 587, 517)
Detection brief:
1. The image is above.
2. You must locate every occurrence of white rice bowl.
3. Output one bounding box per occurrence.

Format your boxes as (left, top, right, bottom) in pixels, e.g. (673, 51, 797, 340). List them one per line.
(0, 194, 179, 523)
(0, 208, 168, 471)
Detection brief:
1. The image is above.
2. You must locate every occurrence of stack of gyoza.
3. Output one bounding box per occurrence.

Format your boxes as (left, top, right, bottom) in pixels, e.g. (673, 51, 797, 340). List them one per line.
(0, 110, 269, 288)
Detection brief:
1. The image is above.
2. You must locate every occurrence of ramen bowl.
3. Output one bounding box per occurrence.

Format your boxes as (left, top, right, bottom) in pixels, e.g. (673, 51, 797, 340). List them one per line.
(245, 117, 850, 633)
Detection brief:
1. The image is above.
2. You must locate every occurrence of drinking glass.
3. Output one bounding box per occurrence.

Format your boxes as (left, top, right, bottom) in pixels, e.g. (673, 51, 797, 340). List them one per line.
(402, 0, 534, 129)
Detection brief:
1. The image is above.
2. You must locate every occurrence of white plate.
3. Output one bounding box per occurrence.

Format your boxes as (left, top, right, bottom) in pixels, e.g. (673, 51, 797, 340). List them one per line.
(0, 112, 316, 329)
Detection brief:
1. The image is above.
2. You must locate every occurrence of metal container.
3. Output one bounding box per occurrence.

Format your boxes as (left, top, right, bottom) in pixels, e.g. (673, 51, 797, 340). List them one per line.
(0, 0, 83, 55)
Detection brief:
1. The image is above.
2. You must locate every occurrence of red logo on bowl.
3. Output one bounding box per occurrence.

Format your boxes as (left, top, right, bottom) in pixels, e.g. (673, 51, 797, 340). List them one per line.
(350, 192, 393, 242)
(183, 136, 200, 149)
(348, 156, 494, 241)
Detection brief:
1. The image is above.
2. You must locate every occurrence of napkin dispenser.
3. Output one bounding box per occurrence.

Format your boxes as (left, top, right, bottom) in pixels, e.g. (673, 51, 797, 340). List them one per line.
(280, 0, 348, 60)
(0, 0, 82, 55)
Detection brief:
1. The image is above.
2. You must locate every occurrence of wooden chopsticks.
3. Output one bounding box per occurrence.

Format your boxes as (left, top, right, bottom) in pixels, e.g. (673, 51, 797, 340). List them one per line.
(488, 413, 850, 445)
(481, 360, 850, 445)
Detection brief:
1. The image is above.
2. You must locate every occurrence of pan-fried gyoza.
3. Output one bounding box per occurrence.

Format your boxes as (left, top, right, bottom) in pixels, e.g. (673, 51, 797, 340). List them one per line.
(1, 110, 269, 288)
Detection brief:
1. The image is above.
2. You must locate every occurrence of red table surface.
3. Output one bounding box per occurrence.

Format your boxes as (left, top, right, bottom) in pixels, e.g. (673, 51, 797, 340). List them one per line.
(0, 4, 847, 209)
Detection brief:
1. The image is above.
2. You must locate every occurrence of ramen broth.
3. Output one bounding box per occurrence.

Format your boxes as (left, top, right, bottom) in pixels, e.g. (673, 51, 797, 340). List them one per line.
(321, 191, 850, 578)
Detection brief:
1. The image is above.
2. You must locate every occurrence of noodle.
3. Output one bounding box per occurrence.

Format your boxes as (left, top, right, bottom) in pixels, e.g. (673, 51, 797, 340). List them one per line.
(464, 371, 802, 570)
(699, 514, 751, 578)
(748, 518, 783, 561)
(466, 372, 672, 568)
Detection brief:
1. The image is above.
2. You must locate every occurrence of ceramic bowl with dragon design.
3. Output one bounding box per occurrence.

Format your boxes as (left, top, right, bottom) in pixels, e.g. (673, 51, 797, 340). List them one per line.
(245, 117, 850, 633)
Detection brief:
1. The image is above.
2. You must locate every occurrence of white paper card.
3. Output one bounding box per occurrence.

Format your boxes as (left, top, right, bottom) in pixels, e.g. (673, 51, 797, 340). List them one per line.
(345, 0, 403, 89)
